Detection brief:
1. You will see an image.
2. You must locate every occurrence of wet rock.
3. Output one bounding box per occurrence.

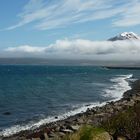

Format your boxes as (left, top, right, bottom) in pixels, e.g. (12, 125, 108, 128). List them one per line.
(48, 132, 56, 138)
(3, 112, 11, 115)
(133, 96, 140, 101)
(59, 125, 65, 131)
(60, 129, 73, 133)
(54, 126, 60, 132)
(71, 125, 80, 131)
(65, 124, 73, 130)
(26, 131, 43, 139)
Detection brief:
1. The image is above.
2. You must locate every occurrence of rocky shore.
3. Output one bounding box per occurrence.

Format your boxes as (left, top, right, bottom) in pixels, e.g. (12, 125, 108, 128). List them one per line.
(2, 80, 140, 140)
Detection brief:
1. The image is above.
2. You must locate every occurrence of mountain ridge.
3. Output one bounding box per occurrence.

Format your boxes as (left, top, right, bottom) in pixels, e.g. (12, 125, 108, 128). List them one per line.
(108, 32, 140, 41)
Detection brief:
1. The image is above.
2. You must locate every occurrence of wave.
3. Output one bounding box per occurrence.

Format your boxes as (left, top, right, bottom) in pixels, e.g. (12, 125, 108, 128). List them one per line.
(0, 102, 106, 137)
(103, 74, 133, 100)
(0, 74, 133, 137)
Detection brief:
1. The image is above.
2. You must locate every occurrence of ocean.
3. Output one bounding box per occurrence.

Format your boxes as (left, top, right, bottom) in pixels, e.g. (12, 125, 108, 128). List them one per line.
(0, 65, 140, 137)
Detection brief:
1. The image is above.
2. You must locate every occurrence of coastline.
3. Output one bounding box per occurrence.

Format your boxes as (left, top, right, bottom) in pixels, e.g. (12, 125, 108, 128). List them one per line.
(1, 78, 140, 140)
(103, 66, 140, 70)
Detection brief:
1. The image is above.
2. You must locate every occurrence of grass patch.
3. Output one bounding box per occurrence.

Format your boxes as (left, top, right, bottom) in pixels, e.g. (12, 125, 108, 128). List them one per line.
(62, 125, 105, 140)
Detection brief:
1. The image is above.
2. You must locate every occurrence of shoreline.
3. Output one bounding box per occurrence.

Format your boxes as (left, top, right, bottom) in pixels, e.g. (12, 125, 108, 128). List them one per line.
(0, 75, 131, 138)
(0, 74, 132, 138)
(0, 74, 133, 137)
(1, 78, 140, 139)
(103, 66, 140, 70)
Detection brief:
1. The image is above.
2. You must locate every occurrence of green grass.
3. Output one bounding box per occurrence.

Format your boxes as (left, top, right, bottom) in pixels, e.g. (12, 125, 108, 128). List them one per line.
(79, 126, 105, 140)
(62, 125, 105, 140)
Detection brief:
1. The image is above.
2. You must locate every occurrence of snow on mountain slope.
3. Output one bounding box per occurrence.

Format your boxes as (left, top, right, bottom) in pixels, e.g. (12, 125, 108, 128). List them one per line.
(108, 32, 140, 41)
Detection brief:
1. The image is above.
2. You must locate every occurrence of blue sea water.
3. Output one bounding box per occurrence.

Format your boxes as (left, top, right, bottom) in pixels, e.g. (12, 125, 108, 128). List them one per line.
(0, 65, 140, 137)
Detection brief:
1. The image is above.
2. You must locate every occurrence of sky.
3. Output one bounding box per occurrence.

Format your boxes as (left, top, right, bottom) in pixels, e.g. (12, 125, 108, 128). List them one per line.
(0, 0, 140, 60)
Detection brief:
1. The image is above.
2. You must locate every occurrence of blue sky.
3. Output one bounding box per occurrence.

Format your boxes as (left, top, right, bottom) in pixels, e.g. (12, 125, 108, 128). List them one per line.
(0, 0, 140, 60)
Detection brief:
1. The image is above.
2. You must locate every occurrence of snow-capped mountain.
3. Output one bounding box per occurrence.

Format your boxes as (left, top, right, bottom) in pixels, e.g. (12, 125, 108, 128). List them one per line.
(108, 32, 140, 41)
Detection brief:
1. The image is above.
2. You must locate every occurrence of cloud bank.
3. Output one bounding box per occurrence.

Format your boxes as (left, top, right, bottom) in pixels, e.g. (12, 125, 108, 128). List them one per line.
(5, 0, 140, 30)
(4, 39, 140, 60)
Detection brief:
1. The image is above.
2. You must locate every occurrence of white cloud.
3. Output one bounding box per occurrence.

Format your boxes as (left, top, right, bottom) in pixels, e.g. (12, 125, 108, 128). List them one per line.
(4, 39, 140, 60)
(5, 0, 140, 30)
(47, 39, 140, 55)
(5, 45, 46, 53)
(113, 0, 140, 27)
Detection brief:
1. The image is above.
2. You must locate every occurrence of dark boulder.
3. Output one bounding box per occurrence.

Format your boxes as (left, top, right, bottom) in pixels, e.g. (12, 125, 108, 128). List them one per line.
(3, 112, 11, 115)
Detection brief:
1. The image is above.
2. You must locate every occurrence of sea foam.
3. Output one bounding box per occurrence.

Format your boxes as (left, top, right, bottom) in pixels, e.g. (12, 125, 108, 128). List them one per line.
(103, 74, 133, 100)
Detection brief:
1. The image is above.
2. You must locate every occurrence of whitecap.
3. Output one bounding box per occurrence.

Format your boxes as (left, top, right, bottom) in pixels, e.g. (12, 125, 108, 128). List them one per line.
(103, 74, 133, 99)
